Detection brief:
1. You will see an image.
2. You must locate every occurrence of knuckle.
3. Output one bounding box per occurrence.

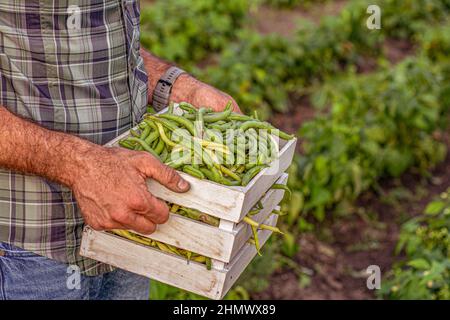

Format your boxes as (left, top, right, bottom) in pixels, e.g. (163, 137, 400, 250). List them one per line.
(127, 193, 147, 211)
(147, 200, 169, 224)
(156, 208, 170, 224)
(160, 165, 179, 185)
(111, 210, 129, 224)
(140, 153, 156, 164)
(140, 223, 157, 235)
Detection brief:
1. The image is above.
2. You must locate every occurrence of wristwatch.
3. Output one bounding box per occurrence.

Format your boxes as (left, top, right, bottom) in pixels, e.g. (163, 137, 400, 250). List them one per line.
(152, 66, 186, 111)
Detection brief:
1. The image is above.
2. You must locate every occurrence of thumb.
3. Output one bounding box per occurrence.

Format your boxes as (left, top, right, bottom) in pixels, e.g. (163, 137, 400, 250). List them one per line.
(137, 154, 190, 193)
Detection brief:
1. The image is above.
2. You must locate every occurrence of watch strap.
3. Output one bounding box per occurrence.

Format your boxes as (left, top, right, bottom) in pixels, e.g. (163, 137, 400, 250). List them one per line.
(152, 66, 186, 111)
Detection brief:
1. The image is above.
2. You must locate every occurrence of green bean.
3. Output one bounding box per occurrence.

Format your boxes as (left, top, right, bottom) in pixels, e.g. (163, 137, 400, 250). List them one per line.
(256, 200, 263, 209)
(155, 122, 177, 148)
(184, 101, 232, 123)
(146, 115, 179, 132)
(199, 167, 222, 184)
(243, 216, 284, 234)
(272, 209, 287, 216)
(220, 177, 241, 186)
(204, 128, 223, 143)
(267, 134, 279, 160)
(201, 146, 221, 168)
(239, 121, 294, 140)
(205, 257, 212, 270)
(126, 137, 159, 158)
(179, 102, 197, 114)
(208, 122, 234, 132)
(228, 113, 254, 122)
(194, 108, 205, 139)
(165, 151, 192, 169)
(250, 225, 261, 256)
(130, 128, 140, 137)
(144, 130, 159, 145)
(181, 207, 219, 227)
(182, 165, 205, 179)
(242, 165, 266, 186)
(248, 208, 261, 216)
(119, 140, 135, 150)
(269, 128, 295, 141)
(159, 146, 169, 162)
(202, 101, 232, 122)
(218, 165, 241, 182)
(139, 125, 151, 140)
(143, 118, 158, 131)
(154, 136, 165, 155)
(159, 114, 195, 135)
(271, 184, 292, 200)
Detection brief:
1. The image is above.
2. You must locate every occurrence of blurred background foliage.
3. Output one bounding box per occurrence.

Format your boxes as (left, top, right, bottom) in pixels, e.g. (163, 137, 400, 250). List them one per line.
(140, 0, 450, 300)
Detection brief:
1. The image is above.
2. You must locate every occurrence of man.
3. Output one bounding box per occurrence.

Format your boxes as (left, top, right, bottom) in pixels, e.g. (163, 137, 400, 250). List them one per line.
(0, 1, 239, 299)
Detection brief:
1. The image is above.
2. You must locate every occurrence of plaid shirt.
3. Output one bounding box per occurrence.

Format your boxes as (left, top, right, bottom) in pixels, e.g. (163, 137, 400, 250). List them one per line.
(0, 0, 148, 275)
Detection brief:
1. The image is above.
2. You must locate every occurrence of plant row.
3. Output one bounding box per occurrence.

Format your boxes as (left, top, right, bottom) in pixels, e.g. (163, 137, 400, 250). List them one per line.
(285, 55, 450, 229)
(195, 0, 450, 117)
(380, 189, 450, 300)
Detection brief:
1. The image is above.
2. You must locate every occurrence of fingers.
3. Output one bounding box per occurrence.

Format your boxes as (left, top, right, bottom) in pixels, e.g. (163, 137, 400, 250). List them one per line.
(115, 190, 169, 225)
(140, 192, 170, 224)
(136, 154, 190, 193)
(90, 213, 157, 235)
(121, 214, 157, 235)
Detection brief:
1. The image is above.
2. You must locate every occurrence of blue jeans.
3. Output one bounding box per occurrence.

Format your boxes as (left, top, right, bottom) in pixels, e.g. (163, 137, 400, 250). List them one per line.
(0, 242, 150, 300)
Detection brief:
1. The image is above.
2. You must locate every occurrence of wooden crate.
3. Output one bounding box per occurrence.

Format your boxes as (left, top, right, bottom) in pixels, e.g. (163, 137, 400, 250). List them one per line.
(80, 213, 278, 300)
(81, 105, 296, 299)
(105, 106, 297, 223)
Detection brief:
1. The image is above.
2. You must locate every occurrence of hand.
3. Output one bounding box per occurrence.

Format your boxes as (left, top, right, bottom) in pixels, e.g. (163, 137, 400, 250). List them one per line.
(71, 146, 190, 234)
(172, 74, 241, 113)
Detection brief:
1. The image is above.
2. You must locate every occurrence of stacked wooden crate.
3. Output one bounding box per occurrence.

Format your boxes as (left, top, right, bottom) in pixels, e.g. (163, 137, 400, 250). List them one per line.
(80, 106, 297, 299)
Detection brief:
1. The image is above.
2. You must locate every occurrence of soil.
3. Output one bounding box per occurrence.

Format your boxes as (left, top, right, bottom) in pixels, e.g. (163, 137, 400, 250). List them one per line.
(383, 38, 416, 64)
(271, 95, 317, 135)
(250, 1, 348, 37)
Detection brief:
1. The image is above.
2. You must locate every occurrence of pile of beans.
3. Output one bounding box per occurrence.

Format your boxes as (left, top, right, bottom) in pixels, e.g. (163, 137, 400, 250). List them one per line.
(119, 101, 295, 186)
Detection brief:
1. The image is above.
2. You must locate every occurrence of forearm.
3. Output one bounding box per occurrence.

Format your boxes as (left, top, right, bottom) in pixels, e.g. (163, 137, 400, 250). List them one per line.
(140, 48, 200, 104)
(0, 106, 99, 188)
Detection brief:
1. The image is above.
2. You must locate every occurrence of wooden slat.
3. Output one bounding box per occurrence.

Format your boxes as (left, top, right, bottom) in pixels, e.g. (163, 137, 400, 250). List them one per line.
(133, 173, 287, 262)
(138, 215, 235, 262)
(80, 213, 278, 300)
(147, 175, 246, 221)
(104, 105, 297, 223)
(80, 227, 226, 300)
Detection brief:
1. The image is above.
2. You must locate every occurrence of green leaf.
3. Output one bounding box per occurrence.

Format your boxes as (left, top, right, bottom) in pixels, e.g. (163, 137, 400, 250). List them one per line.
(407, 258, 430, 270)
(424, 201, 445, 216)
(281, 231, 299, 258)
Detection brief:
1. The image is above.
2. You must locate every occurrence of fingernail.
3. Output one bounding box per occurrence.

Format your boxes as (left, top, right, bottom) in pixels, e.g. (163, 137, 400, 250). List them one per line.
(178, 178, 190, 191)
